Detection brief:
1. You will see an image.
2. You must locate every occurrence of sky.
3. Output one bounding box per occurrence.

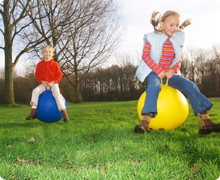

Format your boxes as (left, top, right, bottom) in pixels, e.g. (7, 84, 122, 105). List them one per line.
(116, 0, 220, 63)
(0, 0, 220, 71)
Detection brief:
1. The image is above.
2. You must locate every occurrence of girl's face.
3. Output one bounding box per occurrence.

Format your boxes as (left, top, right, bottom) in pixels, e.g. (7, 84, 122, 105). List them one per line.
(160, 15, 180, 37)
(42, 47, 53, 61)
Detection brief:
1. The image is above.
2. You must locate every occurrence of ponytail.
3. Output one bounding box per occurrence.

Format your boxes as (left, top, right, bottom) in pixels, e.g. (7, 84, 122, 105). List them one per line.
(150, 11, 163, 34)
(179, 19, 191, 30)
(150, 10, 191, 33)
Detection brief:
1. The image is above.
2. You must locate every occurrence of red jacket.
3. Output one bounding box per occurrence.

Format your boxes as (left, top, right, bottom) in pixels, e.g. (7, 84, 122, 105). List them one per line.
(35, 59, 62, 84)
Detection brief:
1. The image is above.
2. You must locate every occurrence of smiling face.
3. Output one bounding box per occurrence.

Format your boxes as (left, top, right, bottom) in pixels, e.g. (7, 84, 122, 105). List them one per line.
(42, 47, 54, 61)
(160, 15, 180, 37)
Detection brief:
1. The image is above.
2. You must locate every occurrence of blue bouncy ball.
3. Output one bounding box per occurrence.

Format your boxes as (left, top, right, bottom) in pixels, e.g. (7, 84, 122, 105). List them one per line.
(37, 89, 67, 123)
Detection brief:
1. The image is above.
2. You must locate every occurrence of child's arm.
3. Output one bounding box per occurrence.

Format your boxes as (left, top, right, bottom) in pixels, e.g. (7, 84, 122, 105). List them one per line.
(142, 40, 165, 77)
(35, 63, 46, 84)
(171, 54, 182, 73)
(167, 54, 182, 79)
(52, 62, 62, 84)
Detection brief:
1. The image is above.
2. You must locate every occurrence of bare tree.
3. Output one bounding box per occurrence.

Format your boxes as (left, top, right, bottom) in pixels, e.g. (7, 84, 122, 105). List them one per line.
(1, 0, 33, 104)
(0, 0, 52, 104)
(26, 0, 83, 61)
(0, 0, 82, 104)
(58, 0, 122, 103)
(24, 0, 122, 103)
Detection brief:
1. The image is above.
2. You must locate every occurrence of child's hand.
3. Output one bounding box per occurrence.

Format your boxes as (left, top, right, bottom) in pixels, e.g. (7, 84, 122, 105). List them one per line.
(41, 81, 48, 87)
(158, 71, 166, 79)
(47, 81, 55, 87)
(166, 69, 175, 79)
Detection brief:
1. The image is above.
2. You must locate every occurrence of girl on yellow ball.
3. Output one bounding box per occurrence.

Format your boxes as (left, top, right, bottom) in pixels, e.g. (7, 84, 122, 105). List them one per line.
(135, 10, 220, 134)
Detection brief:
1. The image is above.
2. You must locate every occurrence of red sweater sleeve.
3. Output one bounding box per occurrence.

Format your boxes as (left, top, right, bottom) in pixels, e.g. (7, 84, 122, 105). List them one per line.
(142, 40, 163, 75)
(53, 62, 62, 83)
(35, 62, 44, 83)
(171, 54, 182, 73)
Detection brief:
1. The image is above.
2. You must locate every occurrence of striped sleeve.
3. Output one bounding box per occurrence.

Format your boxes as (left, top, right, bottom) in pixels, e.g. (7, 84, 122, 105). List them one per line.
(171, 54, 183, 72)
(142, 40, 163, 75)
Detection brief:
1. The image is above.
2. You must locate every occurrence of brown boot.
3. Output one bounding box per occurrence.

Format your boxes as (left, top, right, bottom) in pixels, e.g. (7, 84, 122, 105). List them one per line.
(62, 110, 69, 122)
(26, 108, 37, 120)
(198, 113, 220, 134)
(134, 114, 151, 133)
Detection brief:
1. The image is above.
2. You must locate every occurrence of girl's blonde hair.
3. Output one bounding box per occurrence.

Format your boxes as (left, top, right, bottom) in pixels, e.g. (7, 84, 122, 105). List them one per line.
(150, 10, 191, 34)
(42, 45, 56, 53)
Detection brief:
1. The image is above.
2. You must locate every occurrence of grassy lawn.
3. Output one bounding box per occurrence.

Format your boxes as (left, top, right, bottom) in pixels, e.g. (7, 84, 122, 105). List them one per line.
(0, 98, 220, 180)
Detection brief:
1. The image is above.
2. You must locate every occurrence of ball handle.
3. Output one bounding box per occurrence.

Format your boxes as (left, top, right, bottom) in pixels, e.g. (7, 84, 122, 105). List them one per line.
(45, 87, 52, 91)
(160, 78, 169, 86)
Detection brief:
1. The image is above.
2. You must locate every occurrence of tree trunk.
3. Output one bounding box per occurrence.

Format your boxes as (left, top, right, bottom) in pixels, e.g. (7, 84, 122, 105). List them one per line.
(4, 33, 15, 104)
(3, 0, 15, 104)
(74, 84, 80, 103)
(4, 58, 15, 104)
(74, 69, 81, 103)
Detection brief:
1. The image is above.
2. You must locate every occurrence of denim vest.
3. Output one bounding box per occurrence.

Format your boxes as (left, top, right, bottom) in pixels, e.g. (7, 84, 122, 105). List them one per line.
(136, 31, 185, 82)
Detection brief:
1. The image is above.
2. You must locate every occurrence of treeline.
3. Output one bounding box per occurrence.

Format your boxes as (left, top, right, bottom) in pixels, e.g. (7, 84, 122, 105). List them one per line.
(0, 63, 147, 104)
(0, 46, 219, 104)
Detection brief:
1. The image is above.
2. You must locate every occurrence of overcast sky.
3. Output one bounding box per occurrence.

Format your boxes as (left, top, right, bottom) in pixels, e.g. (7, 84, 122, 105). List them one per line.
(1, 0, 220, 70)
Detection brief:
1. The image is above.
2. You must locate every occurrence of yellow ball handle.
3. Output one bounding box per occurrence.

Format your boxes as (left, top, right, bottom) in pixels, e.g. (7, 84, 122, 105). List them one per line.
(160, 78, 169, 86)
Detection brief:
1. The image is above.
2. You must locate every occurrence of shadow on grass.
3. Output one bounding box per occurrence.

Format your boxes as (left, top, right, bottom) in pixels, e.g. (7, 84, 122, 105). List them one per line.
(145, 128, 220, 168)
(0, 119, 66, 128)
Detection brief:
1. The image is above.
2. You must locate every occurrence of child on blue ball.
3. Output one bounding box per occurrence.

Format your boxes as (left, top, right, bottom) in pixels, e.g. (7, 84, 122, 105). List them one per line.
(26, 45, 69, 122)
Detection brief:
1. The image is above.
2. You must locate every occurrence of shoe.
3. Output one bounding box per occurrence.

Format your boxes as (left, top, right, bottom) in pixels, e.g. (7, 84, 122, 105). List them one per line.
(26, 108, 37, 120)
(134, 115, 151, 133)
(198, 113, 220, 134)
(62, 110, 69, 122)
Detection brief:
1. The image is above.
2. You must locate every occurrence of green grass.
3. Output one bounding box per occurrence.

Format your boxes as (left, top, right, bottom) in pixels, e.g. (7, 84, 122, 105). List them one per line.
(0, 99, 220, 180)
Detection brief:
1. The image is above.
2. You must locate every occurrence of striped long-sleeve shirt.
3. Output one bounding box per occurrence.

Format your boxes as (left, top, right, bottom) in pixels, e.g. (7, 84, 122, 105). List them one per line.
(142, 37, 182, 75)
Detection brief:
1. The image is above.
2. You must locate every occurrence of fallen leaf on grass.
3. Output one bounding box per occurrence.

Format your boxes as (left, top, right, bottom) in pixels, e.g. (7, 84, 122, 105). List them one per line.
(114, 147, 119, 150)
(73, 167, 80, 173)
(10, 175, 16, 179)
(191, 164, 199, 173)
(198, 156, 203, 160)
(164, 144, 168, 153)
(28, 173, 30, 179)
(92, 134, 96, 138)
(98, 166, 107, 174)
(17, 157, 28, 163)
(27, 137, 35, 143)
(7, 145, 12, 148)
(17, 157, 34, 166)
(132, 162, 135, 166)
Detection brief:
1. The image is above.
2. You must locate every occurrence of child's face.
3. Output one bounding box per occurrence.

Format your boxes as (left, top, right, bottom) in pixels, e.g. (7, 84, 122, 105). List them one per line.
(42, 47, 53, 61)
(160, 15, 180, 37)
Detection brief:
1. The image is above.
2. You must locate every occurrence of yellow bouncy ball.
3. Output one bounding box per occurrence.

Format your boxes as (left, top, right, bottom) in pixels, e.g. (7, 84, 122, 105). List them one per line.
(137, 80, 189, 130)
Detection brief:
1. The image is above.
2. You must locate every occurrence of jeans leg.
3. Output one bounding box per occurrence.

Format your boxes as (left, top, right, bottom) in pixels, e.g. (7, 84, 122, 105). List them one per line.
(141, 72, 161, 117)
(168, 74, 213, 116)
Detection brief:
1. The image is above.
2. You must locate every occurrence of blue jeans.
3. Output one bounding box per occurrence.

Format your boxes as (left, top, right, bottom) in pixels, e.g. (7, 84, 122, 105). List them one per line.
(141, 72, 213, 117)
